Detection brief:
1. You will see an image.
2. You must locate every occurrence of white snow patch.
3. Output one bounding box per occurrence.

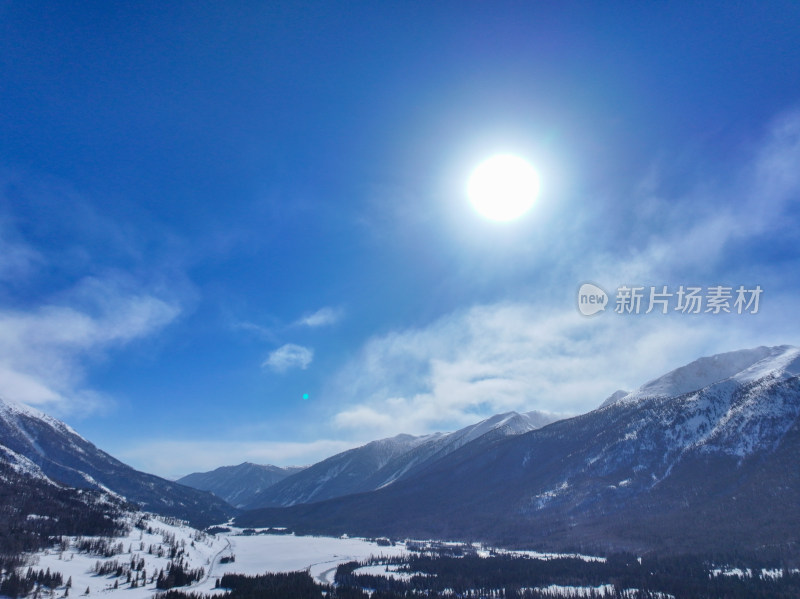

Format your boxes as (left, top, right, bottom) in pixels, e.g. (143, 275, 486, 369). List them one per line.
(535, 586, 673, 598)
(353, 564, 427, 581)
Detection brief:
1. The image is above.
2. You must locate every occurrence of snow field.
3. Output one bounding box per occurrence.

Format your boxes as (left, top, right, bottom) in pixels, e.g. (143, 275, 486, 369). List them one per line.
(23, 518, 410, 599)
(194, 533, 408, 590)
(27, 514, 226, 599)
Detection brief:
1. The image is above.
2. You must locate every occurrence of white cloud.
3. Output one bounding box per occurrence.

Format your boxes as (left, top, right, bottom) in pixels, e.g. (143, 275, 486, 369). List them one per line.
(119, 438, 356, 479)
(0, 275, 180, 414)
(263, 343, 314, 372)
(624, 108, 800, 280)
(327, 302, 797, 439)
(295, 306, 344, 328)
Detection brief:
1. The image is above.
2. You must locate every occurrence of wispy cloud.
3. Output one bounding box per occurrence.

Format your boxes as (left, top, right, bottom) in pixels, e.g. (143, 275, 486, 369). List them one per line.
(230, 307, 342, 358)
(229, 319, 280, 342)
(262, 343, 314, 373)
(0, 172, 190, 415)
(603, 108, 800, 282)
(294, 306, 344, 328)
(327, 302, 796, 438)
(0, 275, 180, 414)
(0, 221, 42, 282)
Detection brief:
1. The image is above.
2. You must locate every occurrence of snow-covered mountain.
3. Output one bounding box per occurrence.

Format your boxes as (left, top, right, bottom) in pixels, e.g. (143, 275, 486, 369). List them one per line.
(606, 345, 791, 404)
(0, 396, 235, 527)
(238, 345, 800, 556)
(0, 457, 131, 555)
(599, 389, 628, 408)
(244, 433, 438, 509)
(358, 410, 558, 491)
(178, 462, 306, 508)
(245, 410, 560, 509)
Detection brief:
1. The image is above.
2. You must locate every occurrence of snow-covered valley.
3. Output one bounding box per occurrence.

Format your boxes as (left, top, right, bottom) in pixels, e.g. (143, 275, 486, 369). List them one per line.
(14, 511, 626, 599)
(18, 514, 410, 599)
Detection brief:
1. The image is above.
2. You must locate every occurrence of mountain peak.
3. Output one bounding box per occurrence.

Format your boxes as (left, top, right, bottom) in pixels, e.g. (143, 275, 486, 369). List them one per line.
(615, 345, 798, 405)
(599, 390, 629, 408)
(0, 395, 84, 441)
(177, 462, 305, 507)
(732, 345, 800, 384)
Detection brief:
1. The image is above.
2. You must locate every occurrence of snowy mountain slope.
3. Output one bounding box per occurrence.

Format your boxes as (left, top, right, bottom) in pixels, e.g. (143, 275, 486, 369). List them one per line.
(611, 345, 790, 404)
(599, 390, 628, 409)
(0, 442, 49, 479)
(245, 433, 435, 508)
(360, 410, 560, 491)
(24, 512, 229, 599)
(0, 396, 235, 527)
(238, 345, 800, 555)
(178, 462, 306, 508)
(246, 410, 560, 509)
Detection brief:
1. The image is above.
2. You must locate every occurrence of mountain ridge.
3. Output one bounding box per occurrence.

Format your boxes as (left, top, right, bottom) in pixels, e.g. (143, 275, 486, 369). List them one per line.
(244, 409, 561, 509)
(0, 395, 235, 527)
(177, 462, 306, 508)
(236, 344, 800, 556)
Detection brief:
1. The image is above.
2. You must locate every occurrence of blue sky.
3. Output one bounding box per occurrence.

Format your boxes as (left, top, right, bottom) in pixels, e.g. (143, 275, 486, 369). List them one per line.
(2, 2, 800, 477)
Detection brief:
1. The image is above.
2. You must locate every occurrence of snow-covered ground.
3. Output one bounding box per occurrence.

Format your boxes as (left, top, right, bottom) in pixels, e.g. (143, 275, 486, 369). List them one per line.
(17, 516, 409, 599)
(493, 547, 606, 563)
(532, 585, 616, 598)
(352, 564, 426, 582)
(193, 530, 408, 589)
(532, 586, 675, 599)
(28, 515, 227, 599)
(710, 566, 800, 579)
(14, 514, 619, 599)
(15, 515, 626, 599)
(18, 514, 787, 599)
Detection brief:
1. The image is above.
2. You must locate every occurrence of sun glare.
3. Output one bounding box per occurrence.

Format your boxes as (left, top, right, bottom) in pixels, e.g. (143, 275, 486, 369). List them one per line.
(467, 154, 540, 222)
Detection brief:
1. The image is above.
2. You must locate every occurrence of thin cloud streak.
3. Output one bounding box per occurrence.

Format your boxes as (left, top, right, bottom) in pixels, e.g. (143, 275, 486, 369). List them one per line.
(263, 343, 314, 373)
(294, 306, 345, 328)
(0, 275, 180, 414)
(328, 302, 797, 439)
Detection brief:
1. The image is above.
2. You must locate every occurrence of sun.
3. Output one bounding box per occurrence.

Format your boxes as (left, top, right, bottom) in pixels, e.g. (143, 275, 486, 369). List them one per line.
(467, 154, 540, 221)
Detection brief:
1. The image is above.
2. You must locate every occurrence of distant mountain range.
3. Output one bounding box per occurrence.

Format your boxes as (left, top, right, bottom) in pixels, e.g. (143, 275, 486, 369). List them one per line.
(178, 410, 560, 510)
(0, 398, 234, 528)
(236, 345, 800, 556)
(177, 462, 305, 508)
(2, 344, 799, 558)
